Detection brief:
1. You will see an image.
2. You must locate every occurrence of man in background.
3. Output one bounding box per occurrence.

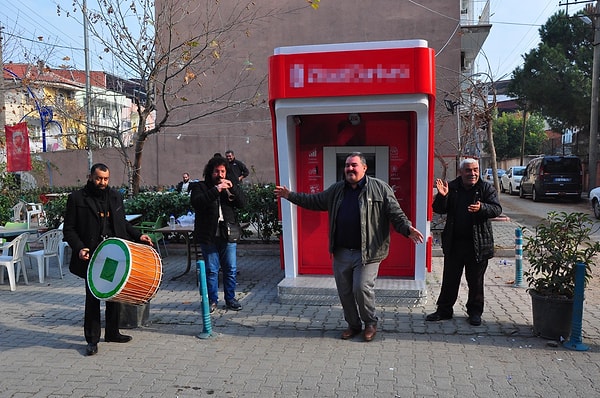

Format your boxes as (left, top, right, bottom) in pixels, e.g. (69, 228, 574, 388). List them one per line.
(225, 150, 249, 183)
(176, 172, 191, 194)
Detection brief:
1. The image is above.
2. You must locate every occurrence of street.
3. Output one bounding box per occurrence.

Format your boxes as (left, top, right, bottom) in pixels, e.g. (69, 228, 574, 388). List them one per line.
(497, 189, 600, 241)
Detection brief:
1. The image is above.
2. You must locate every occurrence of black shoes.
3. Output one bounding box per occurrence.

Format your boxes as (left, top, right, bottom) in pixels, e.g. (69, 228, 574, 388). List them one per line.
(426, 311, 481, 325)
(226, 298, 242, 311)
(85, 343, 98, 356)
(105, 333, 132, 343)
(210, 302, 218, 314)
(425, 311, 453, 321)
(468, 314, 482, 326)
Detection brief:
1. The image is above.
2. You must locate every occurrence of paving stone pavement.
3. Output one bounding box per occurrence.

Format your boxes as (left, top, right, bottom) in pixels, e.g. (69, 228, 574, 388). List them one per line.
(1, 221, 600, 397)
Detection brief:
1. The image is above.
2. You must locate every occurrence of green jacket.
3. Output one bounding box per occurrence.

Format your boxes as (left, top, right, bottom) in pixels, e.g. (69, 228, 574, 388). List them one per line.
(287, 175, 413, 264)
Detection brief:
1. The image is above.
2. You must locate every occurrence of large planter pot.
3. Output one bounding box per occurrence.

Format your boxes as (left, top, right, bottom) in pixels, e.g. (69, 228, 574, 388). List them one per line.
(529, 290, 573, 340)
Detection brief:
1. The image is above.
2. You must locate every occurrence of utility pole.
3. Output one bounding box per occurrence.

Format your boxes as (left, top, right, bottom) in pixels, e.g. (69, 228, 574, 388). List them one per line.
(589, 2, 600, 192)
(563, 0, 600, 191)
(83, 0, 93, 170)
(520, 109, 527, 166)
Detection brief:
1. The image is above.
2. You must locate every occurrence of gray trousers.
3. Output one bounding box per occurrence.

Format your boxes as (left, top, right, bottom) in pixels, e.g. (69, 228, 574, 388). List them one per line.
(333, 248, 381, 329)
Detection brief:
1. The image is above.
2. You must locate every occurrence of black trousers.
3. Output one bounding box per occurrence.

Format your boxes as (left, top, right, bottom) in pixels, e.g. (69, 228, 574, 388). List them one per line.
(436, 241, 489, 317)
(84, 281, 120, 344)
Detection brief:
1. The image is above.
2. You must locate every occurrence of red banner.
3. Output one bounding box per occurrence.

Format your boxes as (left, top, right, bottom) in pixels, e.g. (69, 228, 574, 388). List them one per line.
(5, 122, 32, 172)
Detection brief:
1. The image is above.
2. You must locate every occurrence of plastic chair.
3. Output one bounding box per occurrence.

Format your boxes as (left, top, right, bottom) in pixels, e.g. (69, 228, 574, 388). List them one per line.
(57, 223, 70, 266)
(11, 201, 26, 222)
(136, 216, 168, 257)
(0, 233, 30, 291)
(26, 229, 63, 283)
(26, 203, 44, 228)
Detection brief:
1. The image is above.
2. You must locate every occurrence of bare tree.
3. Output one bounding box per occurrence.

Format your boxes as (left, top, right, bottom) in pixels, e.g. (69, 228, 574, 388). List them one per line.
(61, 0, 283, 194)
(463, 72, 499, 191)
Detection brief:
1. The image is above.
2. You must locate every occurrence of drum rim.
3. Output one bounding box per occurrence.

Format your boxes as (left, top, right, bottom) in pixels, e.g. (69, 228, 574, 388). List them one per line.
(87, 238, 132, 299)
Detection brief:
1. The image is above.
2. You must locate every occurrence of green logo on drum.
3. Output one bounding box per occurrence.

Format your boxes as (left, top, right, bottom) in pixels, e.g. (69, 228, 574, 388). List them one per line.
(99, 257, 119, 282)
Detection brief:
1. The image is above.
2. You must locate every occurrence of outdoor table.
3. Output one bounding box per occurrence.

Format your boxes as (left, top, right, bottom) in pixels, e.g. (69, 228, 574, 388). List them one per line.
(153, 224, 197, 280)
(0, 227, 40, 240)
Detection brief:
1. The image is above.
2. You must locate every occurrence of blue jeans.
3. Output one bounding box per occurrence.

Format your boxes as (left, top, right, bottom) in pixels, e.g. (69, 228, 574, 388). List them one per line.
(200, 239, 237, 304)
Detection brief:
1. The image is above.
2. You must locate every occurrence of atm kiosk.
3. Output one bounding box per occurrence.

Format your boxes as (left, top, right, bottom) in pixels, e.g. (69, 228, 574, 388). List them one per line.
(268, 40, 436, 303)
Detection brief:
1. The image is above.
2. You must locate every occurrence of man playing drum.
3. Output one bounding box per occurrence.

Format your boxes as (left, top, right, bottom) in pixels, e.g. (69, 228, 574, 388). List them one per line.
(64, 163, 153, 356)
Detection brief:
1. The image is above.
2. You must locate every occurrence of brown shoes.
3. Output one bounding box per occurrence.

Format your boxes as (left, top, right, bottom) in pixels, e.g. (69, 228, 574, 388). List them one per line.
(341, 325, 377, 341)
(341, 327, 362, 340)
(363, 325, 377, 342)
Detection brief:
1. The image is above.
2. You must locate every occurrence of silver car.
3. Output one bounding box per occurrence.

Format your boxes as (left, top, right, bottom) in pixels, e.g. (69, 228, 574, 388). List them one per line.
(500, 166, 526, 195)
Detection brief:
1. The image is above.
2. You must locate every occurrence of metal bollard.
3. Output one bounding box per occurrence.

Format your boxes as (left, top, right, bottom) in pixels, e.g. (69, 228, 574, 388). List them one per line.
(196, 259, 214, 339)
(564, 262, 589, 351)
(514, 227, 524, 287)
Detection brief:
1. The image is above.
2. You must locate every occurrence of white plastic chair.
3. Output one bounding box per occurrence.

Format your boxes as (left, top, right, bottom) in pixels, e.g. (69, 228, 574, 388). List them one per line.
(57, 223, 70, 266)
(26, 229, 63, 283)
(11, 201, 26, 222)
(26, 203, 44, 228)
(0, 233, 30, 291)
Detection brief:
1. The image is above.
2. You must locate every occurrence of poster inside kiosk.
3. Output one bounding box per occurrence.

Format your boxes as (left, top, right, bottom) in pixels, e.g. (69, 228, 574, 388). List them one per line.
(269, 40, 435, 287)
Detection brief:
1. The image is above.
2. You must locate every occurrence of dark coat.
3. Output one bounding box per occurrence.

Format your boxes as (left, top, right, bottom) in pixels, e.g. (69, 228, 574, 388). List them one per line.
(63, 186, 142, 278)
(228, 159, 249, 181)
(190, 180, 246, 244)
(432, 177, 502, 263)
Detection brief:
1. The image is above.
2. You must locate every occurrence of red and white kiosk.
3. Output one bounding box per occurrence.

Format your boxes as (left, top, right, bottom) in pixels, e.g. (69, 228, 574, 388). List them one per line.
(268, 40, 435, 304)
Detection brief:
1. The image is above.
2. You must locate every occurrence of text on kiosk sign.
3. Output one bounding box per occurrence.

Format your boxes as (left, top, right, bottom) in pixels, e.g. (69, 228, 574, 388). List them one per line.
(291, 63, 411, 88)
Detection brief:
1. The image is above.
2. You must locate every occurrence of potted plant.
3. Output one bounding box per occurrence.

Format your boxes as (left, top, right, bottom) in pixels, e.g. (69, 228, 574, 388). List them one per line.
(524, 211, 600, 340)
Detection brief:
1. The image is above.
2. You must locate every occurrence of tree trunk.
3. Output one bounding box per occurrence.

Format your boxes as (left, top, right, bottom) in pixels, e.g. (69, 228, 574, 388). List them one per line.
(487, 117, 500, 192)
(132, 136, 147, 195)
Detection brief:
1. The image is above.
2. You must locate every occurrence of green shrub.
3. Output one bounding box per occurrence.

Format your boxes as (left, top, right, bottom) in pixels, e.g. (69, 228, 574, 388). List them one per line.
(43, 195, 69, 229)
(1, 183, 281, 244)
(0, 195, 14, 222)
(236, 183, 281, 242)
(124, 192, 193, 223)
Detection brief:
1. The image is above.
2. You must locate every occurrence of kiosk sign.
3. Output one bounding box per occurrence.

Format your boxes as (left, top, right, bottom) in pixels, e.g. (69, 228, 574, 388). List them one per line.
(269, 45, 434, 99)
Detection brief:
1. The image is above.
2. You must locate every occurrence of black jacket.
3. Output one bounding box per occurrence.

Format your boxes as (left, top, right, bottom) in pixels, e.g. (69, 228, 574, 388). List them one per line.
(190, 180, 246, 244)
(432, 177, 502, 262)
(228, 159, 249, 181)
(63, 186, 142, 278)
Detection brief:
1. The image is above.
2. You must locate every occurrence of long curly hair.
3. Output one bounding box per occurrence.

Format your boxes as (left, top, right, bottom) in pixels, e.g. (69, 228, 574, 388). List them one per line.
(203, 156, 228, 181)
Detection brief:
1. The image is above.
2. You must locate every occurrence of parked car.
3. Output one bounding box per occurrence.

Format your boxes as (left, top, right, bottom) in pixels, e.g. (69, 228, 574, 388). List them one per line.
(500, 166, 526, 195)
(590, 186, 600, 219)
(483, 168, 506, 183)
(519, 155, 582, 202)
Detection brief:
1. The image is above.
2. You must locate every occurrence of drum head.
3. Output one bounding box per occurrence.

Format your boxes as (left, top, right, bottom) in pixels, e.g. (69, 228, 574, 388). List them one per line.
(88, 238, 132, 300)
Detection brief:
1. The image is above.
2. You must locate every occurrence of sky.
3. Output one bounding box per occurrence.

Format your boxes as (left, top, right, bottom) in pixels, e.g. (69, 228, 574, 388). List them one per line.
(1, 1, 89, 67)
(0, 0, 592, 79)
(477, 0, 588, 79)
